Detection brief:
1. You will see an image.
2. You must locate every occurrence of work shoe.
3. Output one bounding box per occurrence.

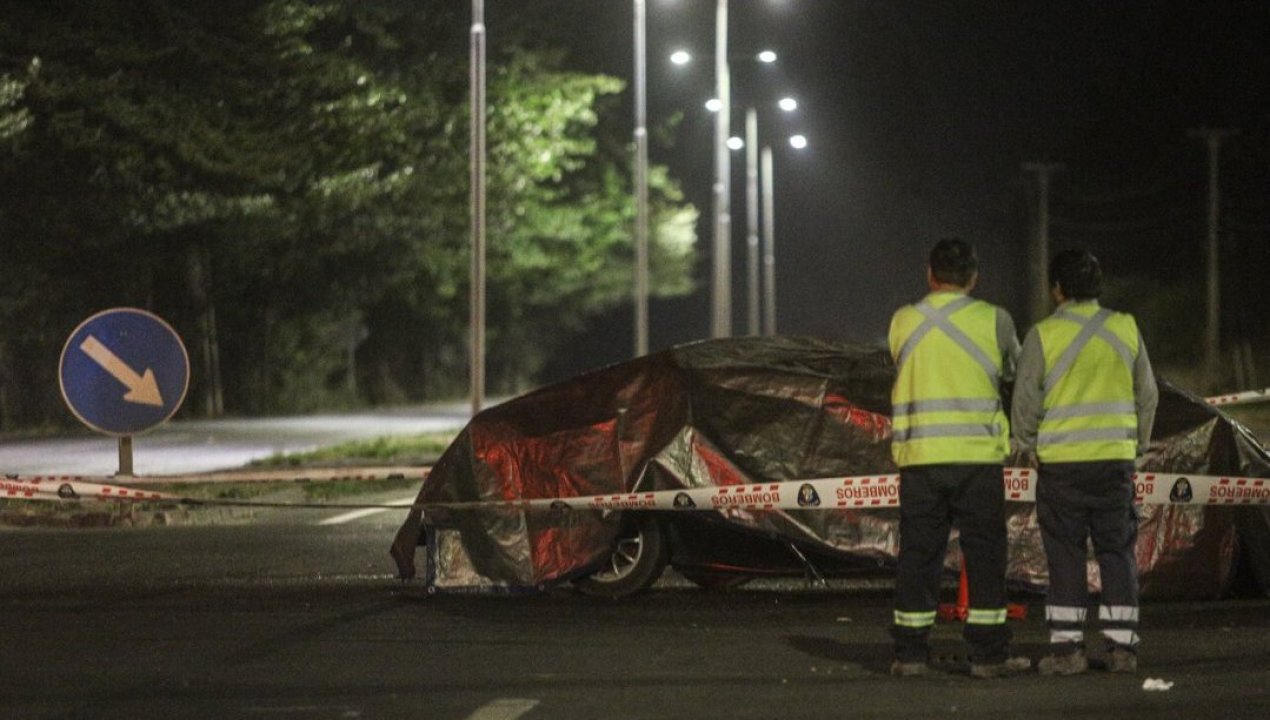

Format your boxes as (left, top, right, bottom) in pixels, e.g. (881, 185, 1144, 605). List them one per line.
(1106, 648, 1138, 674)
(1038, 650, 1089, 676)
(969, 656, 1031, 679)
(889, 660, 931, 677)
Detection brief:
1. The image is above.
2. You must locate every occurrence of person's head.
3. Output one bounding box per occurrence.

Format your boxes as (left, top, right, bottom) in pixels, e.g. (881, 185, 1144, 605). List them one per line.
(1049, 248, 1103, 302)
(926, 237, 978, 290)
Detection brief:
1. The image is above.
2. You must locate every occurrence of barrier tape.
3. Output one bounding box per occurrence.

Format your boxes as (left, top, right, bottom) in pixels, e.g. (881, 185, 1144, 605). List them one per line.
(1206, 388, 1270, 407)
(4, 468, 1266, 511)
(0, 467, 425, 486)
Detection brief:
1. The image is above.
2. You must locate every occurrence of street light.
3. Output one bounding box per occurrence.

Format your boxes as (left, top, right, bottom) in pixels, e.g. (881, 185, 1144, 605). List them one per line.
(669, 50, 692, 66)
(469, 0, 486, 414)
(712, 0, 732, 338)
(761, 133, 807, 336)
(633, 0, 650, 357)
(673, 0, 787, 338)
(739, 99, 801, 336)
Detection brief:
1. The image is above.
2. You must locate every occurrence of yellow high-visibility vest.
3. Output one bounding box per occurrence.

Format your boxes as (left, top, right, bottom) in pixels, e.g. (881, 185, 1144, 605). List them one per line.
(1035, 302, 1140, 462)
(889, 292, 1009, 467)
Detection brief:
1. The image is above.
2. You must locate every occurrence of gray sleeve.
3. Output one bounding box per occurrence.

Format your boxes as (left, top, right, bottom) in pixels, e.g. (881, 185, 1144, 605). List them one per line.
(996, 308, 1022, 383)
(1133, 329, 1159, 455)
(1010, 328, 1046, 453)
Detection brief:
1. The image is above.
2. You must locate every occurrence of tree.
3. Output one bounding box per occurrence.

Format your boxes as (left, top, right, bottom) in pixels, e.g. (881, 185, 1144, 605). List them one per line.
(0, 0, 697, 427)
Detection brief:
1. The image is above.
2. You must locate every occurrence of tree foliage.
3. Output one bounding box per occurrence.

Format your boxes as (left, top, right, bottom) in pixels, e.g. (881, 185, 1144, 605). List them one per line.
(0, 0, 697, 426)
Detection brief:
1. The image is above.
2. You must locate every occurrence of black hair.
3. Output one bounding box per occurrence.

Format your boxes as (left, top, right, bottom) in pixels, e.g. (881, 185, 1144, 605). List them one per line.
(928, 237, 978, 286)
(1049, 249, 1103, 300)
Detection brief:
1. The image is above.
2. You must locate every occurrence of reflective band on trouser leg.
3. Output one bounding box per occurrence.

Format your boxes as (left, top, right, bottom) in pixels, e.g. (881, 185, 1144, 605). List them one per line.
(965, 608, 1007, 625)
(1045, 605, 1088, 622)
(894, 610, 937, 629)
(1098, 605, 1139, 622)
(1099, 605, 1140, 649)
(1050, 629, 1084, 645)
(1046, 605, 1087, 647)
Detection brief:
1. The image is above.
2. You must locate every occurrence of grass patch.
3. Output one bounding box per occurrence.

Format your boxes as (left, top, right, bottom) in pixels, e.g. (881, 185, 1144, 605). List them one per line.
(301, 476, 421, 501)
(250, 432, 458, 468)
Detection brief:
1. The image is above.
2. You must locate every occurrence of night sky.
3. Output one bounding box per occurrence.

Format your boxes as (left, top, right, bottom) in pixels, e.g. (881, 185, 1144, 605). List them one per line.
(505, 2, 1269, 380)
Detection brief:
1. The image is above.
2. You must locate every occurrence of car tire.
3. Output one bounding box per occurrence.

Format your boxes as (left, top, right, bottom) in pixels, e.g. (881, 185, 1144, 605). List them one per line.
(573, 516, 669, 599)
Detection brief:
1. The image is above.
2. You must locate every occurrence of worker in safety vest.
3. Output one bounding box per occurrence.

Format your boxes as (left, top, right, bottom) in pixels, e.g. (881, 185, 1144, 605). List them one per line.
(1011, 248, 1158, 676)
(888, 238, 1029, 679)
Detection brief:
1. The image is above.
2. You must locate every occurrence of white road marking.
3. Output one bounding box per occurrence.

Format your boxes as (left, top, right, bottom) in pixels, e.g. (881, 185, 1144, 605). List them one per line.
(465, 699, 540, 720)
(317, 497, 416, 525)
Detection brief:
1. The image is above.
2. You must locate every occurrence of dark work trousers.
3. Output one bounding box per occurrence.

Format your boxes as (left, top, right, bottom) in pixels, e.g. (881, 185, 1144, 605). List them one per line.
(892, 464, 1011, 664)
(1036, 460, 1139, 654)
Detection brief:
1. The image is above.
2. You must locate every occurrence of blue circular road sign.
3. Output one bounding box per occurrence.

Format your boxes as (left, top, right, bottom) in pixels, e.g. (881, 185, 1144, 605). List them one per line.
(59, 308, 190, 436)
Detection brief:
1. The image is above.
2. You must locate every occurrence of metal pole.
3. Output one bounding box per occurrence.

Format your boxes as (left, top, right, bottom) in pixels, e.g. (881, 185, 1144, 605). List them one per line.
(745, 108, 759, 336)
(633, 0, 650, 356)
(470, 1, 486, 414)
(761, 144, 776, 335)
(711, 0, 732, 338)
(1022, 162, 1063, 325)
(1188, 128, 1239, 390)
(117, 436, 134, 477)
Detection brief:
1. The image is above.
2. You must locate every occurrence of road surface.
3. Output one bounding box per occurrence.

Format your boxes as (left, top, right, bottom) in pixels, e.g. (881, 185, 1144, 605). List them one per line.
(1, 498, 1267, 720)
(0, 405, 471, 475)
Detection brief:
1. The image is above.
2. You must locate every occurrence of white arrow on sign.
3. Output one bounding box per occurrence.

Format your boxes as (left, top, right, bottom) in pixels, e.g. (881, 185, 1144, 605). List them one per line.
(79, 335, 164, 407)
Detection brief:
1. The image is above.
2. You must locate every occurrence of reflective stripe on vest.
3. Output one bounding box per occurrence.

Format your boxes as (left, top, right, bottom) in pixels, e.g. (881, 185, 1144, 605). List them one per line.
(1037, 305, 1139, 462)
(890, 294, 1008, 465)
(897, 297, 998, 383)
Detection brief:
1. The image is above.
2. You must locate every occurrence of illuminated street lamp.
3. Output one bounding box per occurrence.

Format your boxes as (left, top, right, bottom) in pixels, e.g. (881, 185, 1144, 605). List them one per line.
(761, 133, 807, 336)
(670, 1, 786, 338)
(738, 99, 801, 336)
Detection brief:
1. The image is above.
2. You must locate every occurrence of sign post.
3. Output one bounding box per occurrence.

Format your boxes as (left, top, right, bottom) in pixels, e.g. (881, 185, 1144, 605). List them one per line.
(59, 308, 190, 476)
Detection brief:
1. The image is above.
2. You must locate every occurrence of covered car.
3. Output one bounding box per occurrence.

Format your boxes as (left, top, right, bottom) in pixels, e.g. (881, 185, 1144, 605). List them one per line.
(390, 336, 1270, 599)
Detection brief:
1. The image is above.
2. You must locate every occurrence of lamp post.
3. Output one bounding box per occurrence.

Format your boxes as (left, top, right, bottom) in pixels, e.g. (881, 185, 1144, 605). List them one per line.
(1022, 162, 1064, 326)
(711, 0, 732, 338)
(469, 0, 486, 415)
(1188, 127, 1239, 390)
(742, 101, 800, 337)
(761, 144, 776, 335)
(745, 108, 760, 335)
(633, 0, 650, 356)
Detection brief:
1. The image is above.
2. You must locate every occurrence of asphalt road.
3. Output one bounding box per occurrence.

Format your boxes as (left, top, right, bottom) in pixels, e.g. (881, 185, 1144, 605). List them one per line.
(0, 405, 472, 475)
(2, 501, 1268, 720)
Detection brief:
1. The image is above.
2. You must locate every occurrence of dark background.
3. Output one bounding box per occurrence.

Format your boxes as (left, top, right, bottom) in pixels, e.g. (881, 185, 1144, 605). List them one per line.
(520, 1, 1269, 385)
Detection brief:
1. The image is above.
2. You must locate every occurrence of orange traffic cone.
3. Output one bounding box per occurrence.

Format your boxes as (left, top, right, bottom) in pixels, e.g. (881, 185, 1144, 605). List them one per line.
(937, 557, 1028, 621)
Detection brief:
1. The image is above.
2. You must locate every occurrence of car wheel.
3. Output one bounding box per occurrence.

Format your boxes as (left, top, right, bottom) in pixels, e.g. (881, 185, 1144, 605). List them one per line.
(676, 567, 753, 591)
(573, 516, 669, 598)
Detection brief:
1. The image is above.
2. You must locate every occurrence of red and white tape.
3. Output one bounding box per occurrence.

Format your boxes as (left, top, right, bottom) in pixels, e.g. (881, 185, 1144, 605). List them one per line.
(1206, 388, 1270, 407)
(6, 468, 1264, 511)
(2, 476, 179, 503)
(2, 467, 424, 506)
